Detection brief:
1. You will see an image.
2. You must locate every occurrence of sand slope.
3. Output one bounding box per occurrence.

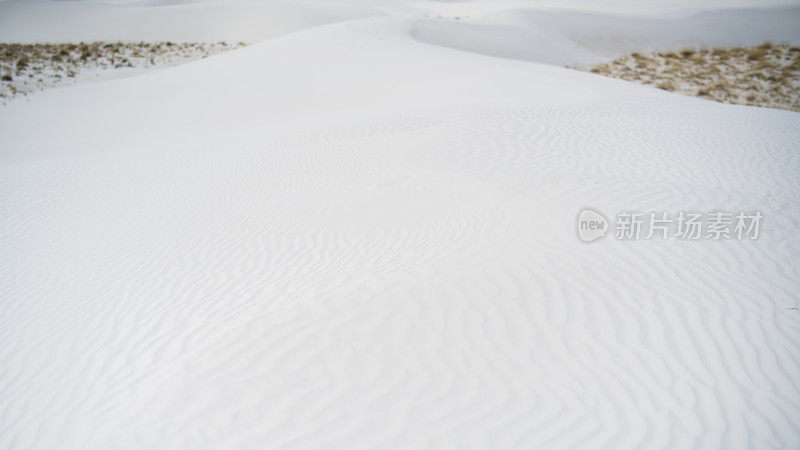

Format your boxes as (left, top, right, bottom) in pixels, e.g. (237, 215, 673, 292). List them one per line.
(1, 2, 800, 449)
(411, 6, 800, 66)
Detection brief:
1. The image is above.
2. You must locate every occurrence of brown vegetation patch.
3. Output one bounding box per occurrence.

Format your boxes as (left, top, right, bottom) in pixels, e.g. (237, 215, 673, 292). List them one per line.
(586, 42, 800, 112)
(0, 41, 246, 101)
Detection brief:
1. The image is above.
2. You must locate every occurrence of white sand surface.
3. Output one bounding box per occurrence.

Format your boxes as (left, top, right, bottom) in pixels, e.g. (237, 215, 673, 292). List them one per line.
(1, 1, 800, 449)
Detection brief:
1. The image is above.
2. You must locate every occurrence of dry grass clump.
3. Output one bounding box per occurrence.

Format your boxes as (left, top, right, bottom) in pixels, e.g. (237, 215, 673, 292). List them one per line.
(586, 42, 800, 111)
(0, 41, 246, 101)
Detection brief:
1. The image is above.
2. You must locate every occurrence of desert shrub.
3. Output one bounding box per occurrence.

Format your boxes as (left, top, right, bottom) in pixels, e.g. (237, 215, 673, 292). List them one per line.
(0, 40, 245, 99)
(584, 43, 798, 110)
(747, 47, 767, 61)
(656, 81, 675, 91)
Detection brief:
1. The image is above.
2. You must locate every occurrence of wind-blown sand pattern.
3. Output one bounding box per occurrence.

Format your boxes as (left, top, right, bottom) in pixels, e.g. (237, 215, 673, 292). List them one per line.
(1, 1, 800, 449)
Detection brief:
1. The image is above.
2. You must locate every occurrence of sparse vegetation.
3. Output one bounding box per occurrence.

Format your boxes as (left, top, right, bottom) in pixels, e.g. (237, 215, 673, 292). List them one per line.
(0, 41, 246, 101)
(656, 81, 676, 91)
(747, 47, 767, 61)
(586, 42, 800, 111)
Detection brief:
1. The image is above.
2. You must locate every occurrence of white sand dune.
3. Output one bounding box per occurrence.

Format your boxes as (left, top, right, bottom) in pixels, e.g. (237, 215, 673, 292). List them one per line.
(0, 1, 347, 43)
(410, 6, 800, 66)
(1, 1, 800, 449)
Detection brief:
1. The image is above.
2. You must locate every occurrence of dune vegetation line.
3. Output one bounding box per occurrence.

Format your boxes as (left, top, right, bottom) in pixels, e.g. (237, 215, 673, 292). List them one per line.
(588, 42, 800, 111)
(0, 41, 245, 100)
